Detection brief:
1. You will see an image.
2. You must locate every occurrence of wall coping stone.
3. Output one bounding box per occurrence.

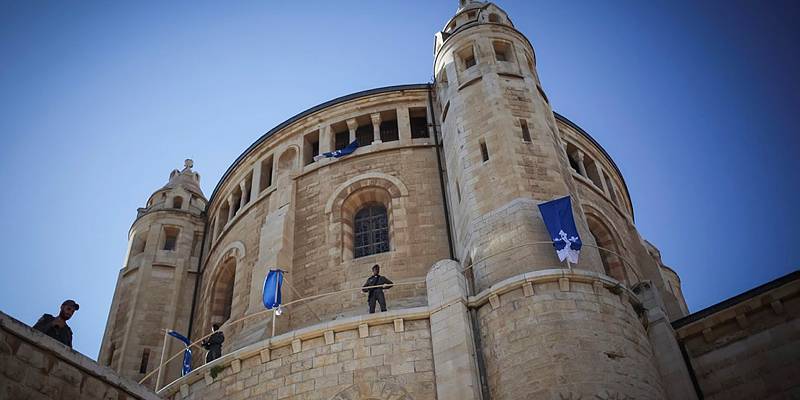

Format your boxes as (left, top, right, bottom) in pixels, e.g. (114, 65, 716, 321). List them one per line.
(0, 310, 160, 400)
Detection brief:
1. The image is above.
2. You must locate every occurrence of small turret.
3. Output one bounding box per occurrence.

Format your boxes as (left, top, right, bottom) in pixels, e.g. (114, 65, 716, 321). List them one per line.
(99, 160, 207, 386)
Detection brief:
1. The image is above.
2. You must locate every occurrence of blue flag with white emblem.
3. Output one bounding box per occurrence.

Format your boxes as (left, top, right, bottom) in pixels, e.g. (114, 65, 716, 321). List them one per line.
(538, 196, 582, 264)
(262, 269, 284, 314)
(167, 330, 193, 376)
(313, 140, 359, 161)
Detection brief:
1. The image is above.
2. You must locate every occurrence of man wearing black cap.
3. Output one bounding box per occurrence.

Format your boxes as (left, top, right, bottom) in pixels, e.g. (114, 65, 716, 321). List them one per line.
(33, 299, 79, 348)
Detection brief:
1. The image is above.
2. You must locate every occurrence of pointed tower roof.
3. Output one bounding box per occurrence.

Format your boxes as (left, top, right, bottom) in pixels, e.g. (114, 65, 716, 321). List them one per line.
(159, 159, 206, 199)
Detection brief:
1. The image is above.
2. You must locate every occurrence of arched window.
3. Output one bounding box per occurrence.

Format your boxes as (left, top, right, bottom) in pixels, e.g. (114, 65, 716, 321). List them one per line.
(586, 216, 627, 284)
(353, 205, 389, 258)
(210, 257, 236, 323)
(172, 196, 183, 209)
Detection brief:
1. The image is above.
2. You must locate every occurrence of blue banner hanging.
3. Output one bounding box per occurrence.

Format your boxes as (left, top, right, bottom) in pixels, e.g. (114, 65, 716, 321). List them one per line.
(313, 140, 359, 161)
(537, 196, 583, 264)
(262, 269, 284, 311)
(167, 330, 193, 376)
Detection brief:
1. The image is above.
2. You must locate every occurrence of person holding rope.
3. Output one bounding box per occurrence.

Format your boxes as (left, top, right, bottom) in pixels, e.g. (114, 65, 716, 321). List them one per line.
(362, 264, 393, 313)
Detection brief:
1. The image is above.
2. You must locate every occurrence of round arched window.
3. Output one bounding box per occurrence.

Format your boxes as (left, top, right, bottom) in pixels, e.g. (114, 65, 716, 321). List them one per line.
(353, 205, 389, 258)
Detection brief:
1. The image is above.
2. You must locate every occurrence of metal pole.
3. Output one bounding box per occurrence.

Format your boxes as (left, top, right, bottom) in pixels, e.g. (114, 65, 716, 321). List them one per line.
(271, 273, 280, 337)
(155, 329, 169, 391)
(271, 309, 277, 337)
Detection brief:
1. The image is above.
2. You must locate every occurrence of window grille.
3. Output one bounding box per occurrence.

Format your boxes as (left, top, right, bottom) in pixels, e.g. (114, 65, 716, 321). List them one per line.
(354, 205, 390, 258)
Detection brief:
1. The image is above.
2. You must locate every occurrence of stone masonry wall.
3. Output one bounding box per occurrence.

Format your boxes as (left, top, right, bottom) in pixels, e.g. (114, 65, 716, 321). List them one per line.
(677, 274, 800, 399)
(170, 319, 436, 400)
(0, 311, 159, 400)
(477, 277, 666, 400)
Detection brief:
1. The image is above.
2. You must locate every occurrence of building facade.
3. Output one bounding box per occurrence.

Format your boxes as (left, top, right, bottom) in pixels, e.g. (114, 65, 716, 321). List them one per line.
(97, 2, 728, 399)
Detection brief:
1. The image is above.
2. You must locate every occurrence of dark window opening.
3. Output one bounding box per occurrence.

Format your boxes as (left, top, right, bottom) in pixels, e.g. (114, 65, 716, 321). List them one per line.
(354, 205, 390, 258)
(356, 124, 373, 147)
(334, 131, 350, 150)
(163, 227, 179, 251)
(488, 13, 500, 23)
(520, 119, 531, 142)
(304, 131, 320, 165)
(380, 120, 399, 142)
(139, 348, 150, 374)
(480, 139, 489, 162)
(259, 156, 273, 192)
(459, 46, 476, 70)
(493, 41, 510, 62)
(172, 196, 183, 209)
(409, 107, 429, 138)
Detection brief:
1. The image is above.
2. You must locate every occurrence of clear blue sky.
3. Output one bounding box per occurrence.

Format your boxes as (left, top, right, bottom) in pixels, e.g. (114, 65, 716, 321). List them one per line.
(1, 1, 797, 359)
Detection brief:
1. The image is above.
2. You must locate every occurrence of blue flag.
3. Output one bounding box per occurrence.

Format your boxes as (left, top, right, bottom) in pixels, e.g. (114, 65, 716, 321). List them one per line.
(537, 196, 582, 263)
(167, 330, 193, 376)
(313, 140, 359, 161)
(262, 269, 284, 312)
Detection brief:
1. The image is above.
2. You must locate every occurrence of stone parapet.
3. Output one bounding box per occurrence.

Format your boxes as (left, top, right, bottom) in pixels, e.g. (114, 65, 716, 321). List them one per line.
(0, 311, 159, 400)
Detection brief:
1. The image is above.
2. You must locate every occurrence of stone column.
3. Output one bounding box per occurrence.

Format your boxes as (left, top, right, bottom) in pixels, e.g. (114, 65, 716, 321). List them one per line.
(239, 181, 248, 209)
(597, 166, 609, 196)
(227, 195, 235, 221)
(370, 113, 382, 144)
(346, 118, 358, 143)
(426, 259, 482, 400)
(251, 160, 262, 196)
(398, 106, 412, 144)
(575, 150, 587, 176)
(319, 124, 332, 154)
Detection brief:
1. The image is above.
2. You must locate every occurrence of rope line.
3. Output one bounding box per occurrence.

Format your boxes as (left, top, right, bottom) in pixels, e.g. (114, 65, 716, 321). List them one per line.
(143, 241, 643, 389)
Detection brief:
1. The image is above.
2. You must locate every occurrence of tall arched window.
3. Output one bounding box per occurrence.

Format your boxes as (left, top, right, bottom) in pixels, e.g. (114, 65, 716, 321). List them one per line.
(353, 204, 389, 258)
(210, 257, 236, 323)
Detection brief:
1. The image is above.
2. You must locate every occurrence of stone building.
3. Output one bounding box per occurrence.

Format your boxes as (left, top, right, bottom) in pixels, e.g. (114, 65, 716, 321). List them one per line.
(91, 1, 797, 400)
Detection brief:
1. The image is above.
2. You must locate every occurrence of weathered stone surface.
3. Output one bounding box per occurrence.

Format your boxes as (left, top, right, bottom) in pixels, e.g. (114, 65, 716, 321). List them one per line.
(0, 311, 159, 400)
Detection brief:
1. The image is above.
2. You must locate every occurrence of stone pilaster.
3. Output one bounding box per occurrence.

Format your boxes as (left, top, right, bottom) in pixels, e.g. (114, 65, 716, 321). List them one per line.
(426, 259, 482, 400)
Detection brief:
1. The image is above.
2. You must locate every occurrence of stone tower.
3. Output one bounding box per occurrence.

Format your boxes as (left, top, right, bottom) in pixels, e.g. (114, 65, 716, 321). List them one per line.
(433, 2, 667, 398)
(98, 160, 207, 386)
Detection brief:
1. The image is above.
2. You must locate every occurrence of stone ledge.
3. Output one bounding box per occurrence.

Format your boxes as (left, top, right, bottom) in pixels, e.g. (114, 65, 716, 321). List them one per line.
(467, 267, 638, 309)
(0, 310, 160, 400)
(158, 306, 430, 397)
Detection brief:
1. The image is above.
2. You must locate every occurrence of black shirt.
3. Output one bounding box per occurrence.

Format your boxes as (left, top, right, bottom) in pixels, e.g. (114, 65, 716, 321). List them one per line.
(362, 275, 393, 296)
(33, 314, 73, 348)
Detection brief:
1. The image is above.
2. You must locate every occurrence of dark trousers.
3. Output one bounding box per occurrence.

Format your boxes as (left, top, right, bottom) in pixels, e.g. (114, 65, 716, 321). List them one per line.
(205, 346, 222, 362)
(368, 290, 387, 313)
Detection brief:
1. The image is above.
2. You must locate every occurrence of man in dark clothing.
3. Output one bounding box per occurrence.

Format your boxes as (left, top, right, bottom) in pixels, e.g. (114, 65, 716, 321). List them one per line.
(33, 299, 79, 348)
(362, 264, 393, 313)
(201, 324, 225, 362)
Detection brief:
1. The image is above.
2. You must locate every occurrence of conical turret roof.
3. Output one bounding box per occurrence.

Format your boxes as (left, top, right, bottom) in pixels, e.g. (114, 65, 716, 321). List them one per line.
(158, 159, 205, 199)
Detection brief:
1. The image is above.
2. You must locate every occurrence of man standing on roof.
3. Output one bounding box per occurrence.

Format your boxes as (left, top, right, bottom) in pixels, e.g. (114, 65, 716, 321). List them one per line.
(33, 299, 79, 348)
(362, 264, 393, 313)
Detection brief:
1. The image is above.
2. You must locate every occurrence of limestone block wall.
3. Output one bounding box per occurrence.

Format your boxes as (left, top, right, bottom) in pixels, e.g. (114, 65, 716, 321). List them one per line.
(163, 315, 436, 400)
(100, 205, 204, 385)
(475, 271, 666, 400)
(675, 271, 800, 399)
(193, 87, 451, 351)
(1, 311, 159, 400)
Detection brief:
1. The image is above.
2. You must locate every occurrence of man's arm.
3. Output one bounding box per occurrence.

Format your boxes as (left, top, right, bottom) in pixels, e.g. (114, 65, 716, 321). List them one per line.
(381, 276, 393, 289)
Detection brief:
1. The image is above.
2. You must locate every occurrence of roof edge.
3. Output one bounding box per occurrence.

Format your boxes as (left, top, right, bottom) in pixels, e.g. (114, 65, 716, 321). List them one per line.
(553, 112, 635, 221)
(671, 270, 800, 329)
